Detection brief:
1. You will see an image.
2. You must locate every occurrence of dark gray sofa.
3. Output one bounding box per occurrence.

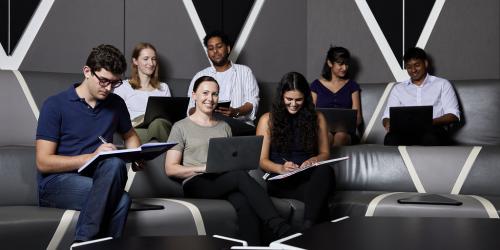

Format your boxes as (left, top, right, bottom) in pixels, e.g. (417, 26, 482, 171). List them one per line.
(329, 145, 500, 219)
(5, 69, 500, 146)
(356, 79, 500, 145)
(0, 146, 242, 249)
(2, 69, 500, 249)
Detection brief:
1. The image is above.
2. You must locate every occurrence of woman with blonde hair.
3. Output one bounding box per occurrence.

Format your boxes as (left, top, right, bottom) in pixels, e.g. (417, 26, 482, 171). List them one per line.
(114, 42, 172, 142)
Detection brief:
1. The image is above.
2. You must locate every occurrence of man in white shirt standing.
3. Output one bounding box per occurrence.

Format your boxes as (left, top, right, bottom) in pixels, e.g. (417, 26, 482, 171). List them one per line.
(382, 47, 460, 145)
(187, 31, 259, 135)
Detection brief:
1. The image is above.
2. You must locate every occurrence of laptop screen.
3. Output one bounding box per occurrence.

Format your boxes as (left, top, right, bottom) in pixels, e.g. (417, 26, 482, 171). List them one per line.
(389, 105, 433, 134)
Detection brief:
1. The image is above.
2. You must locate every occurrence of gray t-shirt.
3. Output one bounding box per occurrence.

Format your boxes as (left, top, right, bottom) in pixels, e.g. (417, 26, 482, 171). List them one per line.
(168, 117, 232, 167)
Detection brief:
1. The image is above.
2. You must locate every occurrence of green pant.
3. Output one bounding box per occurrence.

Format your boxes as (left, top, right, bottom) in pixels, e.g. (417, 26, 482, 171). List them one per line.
(135, 118, 172, 143)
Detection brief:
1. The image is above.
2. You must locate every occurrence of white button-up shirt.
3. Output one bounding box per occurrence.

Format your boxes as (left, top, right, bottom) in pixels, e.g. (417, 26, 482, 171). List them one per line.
(187, 62, 260, 125)
(382, 74, 460, 120)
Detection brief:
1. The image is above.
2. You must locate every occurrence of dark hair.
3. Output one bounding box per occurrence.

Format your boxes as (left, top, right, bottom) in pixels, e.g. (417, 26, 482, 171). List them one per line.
(403, 47, 427, 64)
(85, 44, 127, 75)
(321, 46, 351, 80)
(129, 42, 160, 90)
(270, 72, 318, 154)
(193, 76, 219, 92)
(203, 30, 231, 47)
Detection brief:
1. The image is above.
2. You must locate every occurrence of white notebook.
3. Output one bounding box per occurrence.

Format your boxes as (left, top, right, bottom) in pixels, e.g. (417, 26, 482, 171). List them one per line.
(78, 142, 177, 174)
(267, 156, 349, 180)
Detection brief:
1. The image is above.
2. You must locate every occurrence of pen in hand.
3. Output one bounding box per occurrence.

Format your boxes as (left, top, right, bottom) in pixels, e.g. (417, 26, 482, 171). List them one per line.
(98, 136, 107, 144)
(282, 157, 298, 173)
(99, 135, 142, 171)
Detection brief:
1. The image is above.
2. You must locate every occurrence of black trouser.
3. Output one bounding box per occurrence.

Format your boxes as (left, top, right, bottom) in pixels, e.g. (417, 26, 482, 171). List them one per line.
(267, 165, 335, 223)
(384, 126, 451, 146)
(183, 170, 281, 245)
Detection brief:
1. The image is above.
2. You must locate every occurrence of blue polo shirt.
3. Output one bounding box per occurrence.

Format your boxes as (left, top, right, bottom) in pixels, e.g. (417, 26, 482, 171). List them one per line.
(36, 84, 132, 181)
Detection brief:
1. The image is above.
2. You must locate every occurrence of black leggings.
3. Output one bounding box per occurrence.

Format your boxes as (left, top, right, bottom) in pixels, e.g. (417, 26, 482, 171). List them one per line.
(183, 170, 281, 245)
(267, 165, 335, 223)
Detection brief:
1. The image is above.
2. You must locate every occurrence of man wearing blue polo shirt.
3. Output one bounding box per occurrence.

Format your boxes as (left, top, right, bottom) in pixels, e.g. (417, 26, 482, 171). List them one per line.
(35, 44, 142, 243)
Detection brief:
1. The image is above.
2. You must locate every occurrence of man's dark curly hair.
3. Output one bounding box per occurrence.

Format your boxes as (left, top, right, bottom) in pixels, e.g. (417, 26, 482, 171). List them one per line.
(85, 44, 127, 75)
(203, 30, 231, 47)
(270, 72, 318, 154)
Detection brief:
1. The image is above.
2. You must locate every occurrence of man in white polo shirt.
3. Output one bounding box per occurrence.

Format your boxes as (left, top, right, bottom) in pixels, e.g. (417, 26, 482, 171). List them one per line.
(187, 31, 259, 135)
(382, 47, 460, 145)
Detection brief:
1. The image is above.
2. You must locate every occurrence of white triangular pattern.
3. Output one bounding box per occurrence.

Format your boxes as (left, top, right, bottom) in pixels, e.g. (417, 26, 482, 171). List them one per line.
(354, 0, 446, 82)
(0, 0, 55, 70)
(13, 70, 39, 120)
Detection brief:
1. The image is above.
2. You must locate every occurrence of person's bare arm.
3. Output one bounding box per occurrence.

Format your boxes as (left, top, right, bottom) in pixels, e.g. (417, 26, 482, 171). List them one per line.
(352, 91, 362, 126)
(164, 149, 206, 179)
(433, 113, 458, 126)
(300, 112, 330, 167)
(311, 92, 318, 106)
(122, 128, 141, 148)
(383, 118, 390, 132)
(216, 102, 253, 117)
(122, 128, 145, 171)
(257, 113, 298, 174)
(36, 139, 116, 174)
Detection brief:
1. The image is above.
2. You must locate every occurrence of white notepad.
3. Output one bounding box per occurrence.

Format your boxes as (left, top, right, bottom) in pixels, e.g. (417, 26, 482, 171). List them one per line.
(267, 156, 349, 180)
(78, 142, 177, 174)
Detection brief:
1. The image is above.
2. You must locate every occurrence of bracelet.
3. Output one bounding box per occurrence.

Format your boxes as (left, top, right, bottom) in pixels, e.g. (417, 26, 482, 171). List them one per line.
(234, 109, 240, 117)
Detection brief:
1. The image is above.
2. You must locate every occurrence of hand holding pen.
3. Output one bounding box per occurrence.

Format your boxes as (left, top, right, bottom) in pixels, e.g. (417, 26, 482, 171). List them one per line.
(95, 136, 117, 154)
(281, 157, 299, 174)
(100, 136, 145, 171)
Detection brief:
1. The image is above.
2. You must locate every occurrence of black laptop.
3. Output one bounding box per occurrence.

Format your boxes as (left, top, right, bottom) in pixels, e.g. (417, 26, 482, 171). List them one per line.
(136, 97, 189, 128)
(205, 136, 263, 173)
(316, 108, 357, 134)
(389, 106, 433, 134)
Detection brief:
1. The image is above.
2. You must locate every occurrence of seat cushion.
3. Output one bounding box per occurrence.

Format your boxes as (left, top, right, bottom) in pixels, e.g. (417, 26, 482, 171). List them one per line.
(0, 206, 66, 249)
(330, 191, 500, 219)
(125, 198, 238, 238)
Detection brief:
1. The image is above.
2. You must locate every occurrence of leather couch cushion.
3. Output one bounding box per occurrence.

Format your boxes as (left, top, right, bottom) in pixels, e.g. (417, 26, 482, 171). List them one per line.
(0, 146, 38, 205)
(0, 206, 65, 249)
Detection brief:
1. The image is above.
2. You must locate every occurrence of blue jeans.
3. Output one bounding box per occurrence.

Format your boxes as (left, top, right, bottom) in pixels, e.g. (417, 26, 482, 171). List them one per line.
(39, 157, 131, 241)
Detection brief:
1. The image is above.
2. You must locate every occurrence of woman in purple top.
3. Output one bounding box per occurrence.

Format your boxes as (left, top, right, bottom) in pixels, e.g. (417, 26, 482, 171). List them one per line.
(311, 46, 362, 146)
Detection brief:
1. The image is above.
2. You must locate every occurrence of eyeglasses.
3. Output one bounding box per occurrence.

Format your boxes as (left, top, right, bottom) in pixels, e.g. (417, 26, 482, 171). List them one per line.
(91, 70, 123, 88)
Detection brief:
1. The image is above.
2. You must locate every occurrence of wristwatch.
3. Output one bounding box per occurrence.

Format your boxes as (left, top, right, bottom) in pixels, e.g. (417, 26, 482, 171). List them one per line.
(234, 109, 240, 117)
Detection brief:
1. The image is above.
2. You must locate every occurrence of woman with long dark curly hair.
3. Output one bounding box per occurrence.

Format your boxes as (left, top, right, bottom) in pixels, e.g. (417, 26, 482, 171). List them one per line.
(256, 72, 334, 229)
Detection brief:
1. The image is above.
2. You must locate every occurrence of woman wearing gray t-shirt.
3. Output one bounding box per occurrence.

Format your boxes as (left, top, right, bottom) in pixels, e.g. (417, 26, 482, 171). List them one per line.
(164, 76, 292, 245)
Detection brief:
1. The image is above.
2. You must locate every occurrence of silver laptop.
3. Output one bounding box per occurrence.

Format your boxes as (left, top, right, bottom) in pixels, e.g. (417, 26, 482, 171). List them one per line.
(316, 108, 357, 134)
(205, 136, 263, 173)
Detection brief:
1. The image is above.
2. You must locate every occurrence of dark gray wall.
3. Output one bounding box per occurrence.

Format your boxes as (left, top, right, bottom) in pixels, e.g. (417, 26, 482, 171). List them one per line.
(242, 0, 307, 84)
(0, 71, 37, 145)
(20, 0, 125, 73)
(306, 0, 499, 83)
(16, 0, 500, 81)
(124, 0, 207, 80)
(0, 0, 499, 146)
(306, 0, 395, 83)
(427, 0, 499, 80)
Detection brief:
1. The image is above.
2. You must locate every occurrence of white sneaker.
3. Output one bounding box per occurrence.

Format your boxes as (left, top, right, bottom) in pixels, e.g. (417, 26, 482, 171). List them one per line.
(70, 237, 112, 249)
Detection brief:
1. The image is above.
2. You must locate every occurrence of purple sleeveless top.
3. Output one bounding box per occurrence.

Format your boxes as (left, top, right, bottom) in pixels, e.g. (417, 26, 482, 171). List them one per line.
(310, 79, 361, 108)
